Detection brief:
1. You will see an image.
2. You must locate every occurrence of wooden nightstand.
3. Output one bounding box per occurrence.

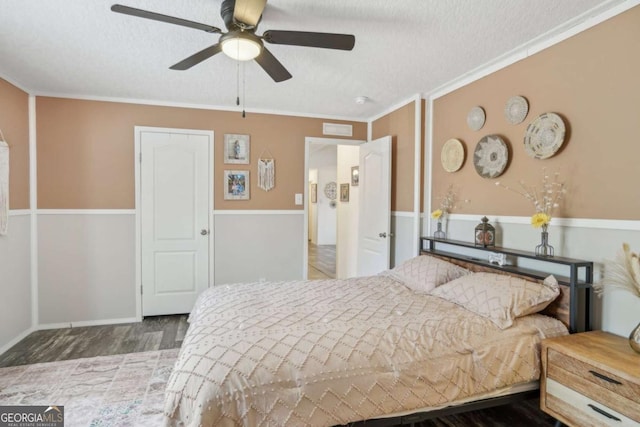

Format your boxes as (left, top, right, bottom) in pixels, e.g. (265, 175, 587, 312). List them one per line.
(541, 331, 640, 426)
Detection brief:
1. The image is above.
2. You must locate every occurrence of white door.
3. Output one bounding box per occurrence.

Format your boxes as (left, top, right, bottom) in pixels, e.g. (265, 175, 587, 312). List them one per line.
(357, 136, 392, 276)
(140, 129, 211, 316)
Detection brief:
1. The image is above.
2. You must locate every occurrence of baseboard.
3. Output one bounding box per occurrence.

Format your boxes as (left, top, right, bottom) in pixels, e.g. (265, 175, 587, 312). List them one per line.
(0, 326, 36, 356)
(38, 316, 139, 330)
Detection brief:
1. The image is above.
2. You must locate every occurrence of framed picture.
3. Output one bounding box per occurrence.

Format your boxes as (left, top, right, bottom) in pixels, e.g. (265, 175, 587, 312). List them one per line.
(224, 170, 250, 200)
(351, 166, 359, 186)
(223, 134, 250, 164)
(340, 183, 349, 202)
(310, 183, 317, 203)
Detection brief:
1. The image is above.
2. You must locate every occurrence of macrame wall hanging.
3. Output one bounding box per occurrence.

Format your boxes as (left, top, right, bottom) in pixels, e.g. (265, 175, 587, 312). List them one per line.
(0, 129, 9, 236)
(257, 149, 275, 192)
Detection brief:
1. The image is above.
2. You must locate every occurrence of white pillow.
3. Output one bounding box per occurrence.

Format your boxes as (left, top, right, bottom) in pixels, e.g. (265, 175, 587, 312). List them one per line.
(386, 255, 470, 293)
(429, 272, 560, 329)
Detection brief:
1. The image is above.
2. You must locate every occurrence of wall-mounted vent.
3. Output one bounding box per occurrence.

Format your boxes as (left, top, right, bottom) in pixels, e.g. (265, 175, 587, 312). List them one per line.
(323, 123, 353, 137)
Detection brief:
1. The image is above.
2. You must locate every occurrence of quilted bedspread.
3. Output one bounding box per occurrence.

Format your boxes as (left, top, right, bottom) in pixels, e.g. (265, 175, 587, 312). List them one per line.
(163, 275, 568, 427)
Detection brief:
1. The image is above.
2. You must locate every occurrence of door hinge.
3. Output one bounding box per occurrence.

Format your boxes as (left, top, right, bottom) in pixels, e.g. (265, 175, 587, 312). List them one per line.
(140, 286, 143, 295)
(139, 152, 142, 163)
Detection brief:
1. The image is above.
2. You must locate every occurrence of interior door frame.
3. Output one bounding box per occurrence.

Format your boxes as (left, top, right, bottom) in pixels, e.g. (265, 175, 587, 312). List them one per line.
(303, 137, 364, 279)
(134, 126, 215, 321)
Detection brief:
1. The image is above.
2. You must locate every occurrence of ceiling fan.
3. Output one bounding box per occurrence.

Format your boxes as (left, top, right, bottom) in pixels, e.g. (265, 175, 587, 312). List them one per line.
(111, 0, 356, 82)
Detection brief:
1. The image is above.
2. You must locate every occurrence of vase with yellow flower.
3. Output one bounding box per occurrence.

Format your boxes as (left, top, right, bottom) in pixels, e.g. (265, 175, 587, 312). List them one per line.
(431, 209, 446, 239)
(496, 169, 565, 257)
(594, 243, 640, 353)
(532, 212, 553, 257)
(431, 184, 464, 240)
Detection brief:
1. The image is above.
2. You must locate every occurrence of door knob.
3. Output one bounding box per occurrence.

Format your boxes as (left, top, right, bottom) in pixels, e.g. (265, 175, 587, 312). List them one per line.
(379, 232, 387, 238)
(201, 229, 209, 236)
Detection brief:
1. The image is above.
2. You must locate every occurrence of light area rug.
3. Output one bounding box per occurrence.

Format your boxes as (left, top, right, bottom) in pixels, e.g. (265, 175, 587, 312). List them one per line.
(0, 349, 179, 427)
(0, 348, 554, 427)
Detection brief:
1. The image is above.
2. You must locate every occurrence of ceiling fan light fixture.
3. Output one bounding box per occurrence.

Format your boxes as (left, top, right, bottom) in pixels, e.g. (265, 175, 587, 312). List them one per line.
(221, 32, 262, 61)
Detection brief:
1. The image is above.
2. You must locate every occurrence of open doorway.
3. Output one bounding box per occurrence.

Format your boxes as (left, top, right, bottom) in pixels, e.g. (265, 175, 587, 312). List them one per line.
(304, 137, 364, 280)
(308, 145, 337, 279)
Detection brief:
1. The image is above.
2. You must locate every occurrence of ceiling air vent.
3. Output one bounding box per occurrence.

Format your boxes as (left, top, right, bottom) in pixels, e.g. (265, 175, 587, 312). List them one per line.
(323, 123, 353, 137)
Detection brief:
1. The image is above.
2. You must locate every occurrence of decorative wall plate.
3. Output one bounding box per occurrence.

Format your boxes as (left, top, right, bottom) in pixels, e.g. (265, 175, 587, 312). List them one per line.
(504, 96, 529, 124)
(441, 138, 465, 172)
(467, 106, 486, 131)
(324, 181, 337, 200)
(523, 112, 566, 159)
(473, 135, 509, 178)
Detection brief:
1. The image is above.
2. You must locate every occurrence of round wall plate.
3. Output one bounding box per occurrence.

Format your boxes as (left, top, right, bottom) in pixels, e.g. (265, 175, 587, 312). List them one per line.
(467, 106, 486, 131)
(504, 96, 529, 124)
(441, 138, 465, 172)
(324, 181, 337, 200)
(523, 112, 566, 159)
(473, 135, 509, 178)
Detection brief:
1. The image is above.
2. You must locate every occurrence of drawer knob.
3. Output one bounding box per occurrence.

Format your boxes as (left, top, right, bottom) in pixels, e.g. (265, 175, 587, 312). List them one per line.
(587, 404, 622, 422)
(589, 370, 622, 385)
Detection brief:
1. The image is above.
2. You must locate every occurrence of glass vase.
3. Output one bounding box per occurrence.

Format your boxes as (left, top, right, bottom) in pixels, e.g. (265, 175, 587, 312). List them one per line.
(630, 321, 640, 354)
(535, 224, 554, 257)
(434, 220, 446, 239)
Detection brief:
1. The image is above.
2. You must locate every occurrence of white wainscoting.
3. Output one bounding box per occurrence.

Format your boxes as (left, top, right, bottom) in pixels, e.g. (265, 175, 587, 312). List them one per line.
(37, 212, 136, 325)
(0, 214, 33, 354)
(391, 212, 418, 268)
(33, 210, 307, 326)
(421, 215, 640, 337)
(214, 211, 304, 284)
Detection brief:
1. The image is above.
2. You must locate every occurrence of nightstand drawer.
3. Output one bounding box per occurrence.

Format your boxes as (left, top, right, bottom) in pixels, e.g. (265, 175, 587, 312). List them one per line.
(546, 379, 640, 427)
(548, 348, 640, 420)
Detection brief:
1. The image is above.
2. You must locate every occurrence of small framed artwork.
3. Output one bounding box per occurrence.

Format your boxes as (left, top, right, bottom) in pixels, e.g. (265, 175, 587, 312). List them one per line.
(223, 134, 250, 164)
(340, 183, 349, 202)
(351, 166, 359, 186)
(224, 170, 250, 200)
(310, 183, 317, 203)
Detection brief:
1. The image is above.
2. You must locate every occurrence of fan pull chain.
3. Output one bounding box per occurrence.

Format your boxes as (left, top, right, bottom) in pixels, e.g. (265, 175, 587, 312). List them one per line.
(242, 61, 246, 118)
(236, 55, 240, 106)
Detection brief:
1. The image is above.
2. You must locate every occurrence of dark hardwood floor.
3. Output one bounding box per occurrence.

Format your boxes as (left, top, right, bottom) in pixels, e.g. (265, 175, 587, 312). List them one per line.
(0, 314, 187, 368)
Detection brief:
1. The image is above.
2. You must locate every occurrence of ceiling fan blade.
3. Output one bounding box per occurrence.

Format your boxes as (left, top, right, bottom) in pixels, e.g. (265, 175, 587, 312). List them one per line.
(111, 4, 221, 33)
(255, 47, 292, 82)
(233, 0, 267, 27)
(170, 44, 223, 70)
(263, 30, 355, 50)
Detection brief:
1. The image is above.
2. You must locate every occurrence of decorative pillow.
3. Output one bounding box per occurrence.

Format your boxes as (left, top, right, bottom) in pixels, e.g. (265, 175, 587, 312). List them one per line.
(429, 272, 560, 329)
(386, 255, 471, 293)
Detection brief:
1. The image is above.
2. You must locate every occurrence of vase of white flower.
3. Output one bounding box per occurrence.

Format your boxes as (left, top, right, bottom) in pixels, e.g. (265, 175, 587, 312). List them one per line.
(431, 185, 470, 240)
(497, 169, 564, 257)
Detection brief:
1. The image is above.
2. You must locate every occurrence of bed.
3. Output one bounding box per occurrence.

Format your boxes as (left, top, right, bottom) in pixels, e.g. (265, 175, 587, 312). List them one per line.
(163, 252, 588, 427)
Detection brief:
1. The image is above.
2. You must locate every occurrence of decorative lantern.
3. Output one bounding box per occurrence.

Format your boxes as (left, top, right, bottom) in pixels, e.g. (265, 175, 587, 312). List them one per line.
(475, 216, 495, 247)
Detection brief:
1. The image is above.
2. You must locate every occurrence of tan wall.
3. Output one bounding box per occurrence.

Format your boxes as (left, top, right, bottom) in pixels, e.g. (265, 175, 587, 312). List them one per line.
(372, 102, 415, 212)
(35, 97, 366, 209)
(431, 5, 640, 221)
(0, 79, 29, 209)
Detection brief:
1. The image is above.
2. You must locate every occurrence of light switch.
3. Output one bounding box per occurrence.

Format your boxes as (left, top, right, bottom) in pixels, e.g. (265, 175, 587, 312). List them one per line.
(295, 193, 303, 205)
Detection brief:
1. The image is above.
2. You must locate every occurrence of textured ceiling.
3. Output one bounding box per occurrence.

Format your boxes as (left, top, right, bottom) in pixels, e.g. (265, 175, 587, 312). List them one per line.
(0, 0, 624, 120)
